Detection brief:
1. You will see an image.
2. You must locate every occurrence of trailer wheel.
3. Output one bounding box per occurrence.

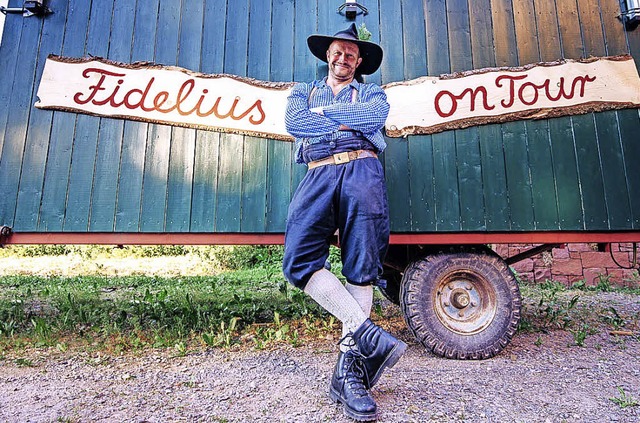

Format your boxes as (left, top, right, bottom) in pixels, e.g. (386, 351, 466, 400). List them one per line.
(400, 248, 521, 359)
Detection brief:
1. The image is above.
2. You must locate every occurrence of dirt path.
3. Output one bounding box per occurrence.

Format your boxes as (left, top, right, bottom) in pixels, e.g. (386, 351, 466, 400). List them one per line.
(1, 318, 639, 423)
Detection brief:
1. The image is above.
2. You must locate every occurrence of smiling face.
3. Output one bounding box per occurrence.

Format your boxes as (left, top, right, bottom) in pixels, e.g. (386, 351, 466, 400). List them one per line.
(326, 40, 362, 83)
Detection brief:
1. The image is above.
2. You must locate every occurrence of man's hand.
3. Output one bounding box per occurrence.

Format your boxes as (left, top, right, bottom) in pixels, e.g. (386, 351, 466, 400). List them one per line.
(309, 107, 351, 130)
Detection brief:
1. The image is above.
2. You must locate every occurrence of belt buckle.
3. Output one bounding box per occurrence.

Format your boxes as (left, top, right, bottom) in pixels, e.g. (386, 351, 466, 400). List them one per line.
(333, 151, 351, 164)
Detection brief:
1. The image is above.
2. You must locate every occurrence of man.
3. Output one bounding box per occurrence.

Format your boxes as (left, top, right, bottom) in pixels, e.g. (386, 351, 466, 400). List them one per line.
(282, 23, 406, 421)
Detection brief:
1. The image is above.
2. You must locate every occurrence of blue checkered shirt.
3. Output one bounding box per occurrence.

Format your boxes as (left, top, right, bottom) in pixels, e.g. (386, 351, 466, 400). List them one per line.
(285, 78, 390, 163)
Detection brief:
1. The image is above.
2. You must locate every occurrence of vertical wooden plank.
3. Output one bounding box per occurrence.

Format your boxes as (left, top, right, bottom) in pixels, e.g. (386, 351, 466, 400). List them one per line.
(215, 135, 244, 232)
(426, 0, 451, 75)
(0, 0, 23, 160)
(487, 2, 518, 230)
(447, 0, 472, 71)
(216, 0, 249, 232)
(380, 0, 411, 231)
(603, 1, 640, 229)
(514, 0, 558, 231)
(536, 0, 582, 230)
(516, 0, 558, 231)
(191, 0, 227, 232)
(378, 0, 405, 89)
(425, 0, 458, 231)
(166, 126, 196, 232)
(477, 123, 510, 231)
(405, 0, 436, 231)
(449, 0, 485, 231)
(469, 0, 496, 68)
(242, 0, 272, 232)
(140, 0, 181, 232)
(0, 12, 44, 227)
(13, 2, 69, 230)
(89, 0, 136, 232)
(576, 0, 627, 229)
(362, 1, 384, 181)
(546, 116, 582, 228)
(191, 132, 220, 232)
(568, 1, 606, 230)
(469, 0, 509, 231)
(499, 0, 536, 231)
(362, 1, 382, 86)
(556, 0, 590, 231)
(490, 0, 518, 67)
(556, 0, 584, 59)
(63, 2, 114, 231)
(115, 0, 160, 232)
(616, 112, 640, 229)
(38, 1, 93, 231)
(165, 0, 203, 232)
(281, 0, 317, 232)
(315, 0, 338, 80)
(242, 136, 268, 232)
(266, 0, 295, 232)
(471, 0, 510, 231)
(293, 0, 316, 84)
(593, 109, 632, 229)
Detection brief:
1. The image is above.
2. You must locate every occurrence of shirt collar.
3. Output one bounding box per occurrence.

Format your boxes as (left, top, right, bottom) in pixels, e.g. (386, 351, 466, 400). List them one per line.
(318, 77, 360, 91)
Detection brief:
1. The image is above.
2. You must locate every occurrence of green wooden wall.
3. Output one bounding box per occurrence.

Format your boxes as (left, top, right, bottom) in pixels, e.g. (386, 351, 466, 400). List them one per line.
(0, 0, 639, 234)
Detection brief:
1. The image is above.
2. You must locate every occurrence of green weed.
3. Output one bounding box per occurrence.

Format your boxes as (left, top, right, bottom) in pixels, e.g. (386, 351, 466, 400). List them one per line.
(610, 387, 639, 408)
(536, 281, 580, 330)
(14, 357, 34, 367)
(570, 324, 591, 347)
(602, 307, 626, 330)
(202, 317, 240, 349)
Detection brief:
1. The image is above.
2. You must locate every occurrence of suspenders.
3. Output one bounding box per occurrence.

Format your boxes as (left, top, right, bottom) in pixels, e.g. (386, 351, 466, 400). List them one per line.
(308, 85, 358, 106)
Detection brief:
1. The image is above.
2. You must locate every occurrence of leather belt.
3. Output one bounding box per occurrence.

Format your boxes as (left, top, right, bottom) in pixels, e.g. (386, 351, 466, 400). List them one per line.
(307, 150, 378, 169)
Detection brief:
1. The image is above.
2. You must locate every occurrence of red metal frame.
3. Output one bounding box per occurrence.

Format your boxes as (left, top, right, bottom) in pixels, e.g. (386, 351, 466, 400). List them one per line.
(2, 231, 639, 245)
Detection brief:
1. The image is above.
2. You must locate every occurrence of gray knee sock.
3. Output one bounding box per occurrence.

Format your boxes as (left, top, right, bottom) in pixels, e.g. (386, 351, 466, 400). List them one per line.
(303, 269, 367, 341)
(341, 283, 373, 352)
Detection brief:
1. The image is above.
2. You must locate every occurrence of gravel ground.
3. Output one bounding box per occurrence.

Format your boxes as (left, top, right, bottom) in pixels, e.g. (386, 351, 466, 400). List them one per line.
(1, 291, 639, 423)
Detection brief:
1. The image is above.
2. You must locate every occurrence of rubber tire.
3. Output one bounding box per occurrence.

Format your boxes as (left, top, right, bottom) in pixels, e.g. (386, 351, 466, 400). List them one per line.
(400, 247, 521, 360)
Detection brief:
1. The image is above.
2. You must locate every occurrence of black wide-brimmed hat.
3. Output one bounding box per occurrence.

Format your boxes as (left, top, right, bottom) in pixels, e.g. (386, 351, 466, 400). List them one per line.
(307, 23, 383, 75)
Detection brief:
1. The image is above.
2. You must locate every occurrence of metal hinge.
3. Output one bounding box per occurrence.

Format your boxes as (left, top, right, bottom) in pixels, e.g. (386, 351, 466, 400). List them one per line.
(0, 1, 52, 18)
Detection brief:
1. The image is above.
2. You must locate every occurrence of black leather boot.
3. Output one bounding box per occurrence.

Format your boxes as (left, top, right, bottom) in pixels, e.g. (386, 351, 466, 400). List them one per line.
(352, 318, 407, 389)
(329, 350, 377, 421)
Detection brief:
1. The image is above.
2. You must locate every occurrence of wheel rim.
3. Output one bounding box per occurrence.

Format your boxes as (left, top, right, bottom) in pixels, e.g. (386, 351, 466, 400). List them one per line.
(433, 270, 497, 335)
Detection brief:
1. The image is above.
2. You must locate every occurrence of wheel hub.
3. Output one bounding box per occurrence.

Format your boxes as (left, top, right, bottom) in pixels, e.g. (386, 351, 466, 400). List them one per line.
(450, 288, 470, 308)
(435, 272, 497, 335)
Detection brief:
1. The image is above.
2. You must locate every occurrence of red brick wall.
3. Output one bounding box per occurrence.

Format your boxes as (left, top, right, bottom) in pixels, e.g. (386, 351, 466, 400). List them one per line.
(492, 243, 639, 287)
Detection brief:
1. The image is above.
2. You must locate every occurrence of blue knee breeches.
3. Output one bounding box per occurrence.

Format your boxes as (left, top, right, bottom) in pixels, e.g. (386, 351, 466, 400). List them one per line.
(282, 137, 390, 289)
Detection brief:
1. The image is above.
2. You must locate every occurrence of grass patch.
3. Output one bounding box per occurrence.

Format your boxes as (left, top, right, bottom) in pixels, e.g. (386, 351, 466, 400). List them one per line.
(517, 278, 640, 344)
(0, 268, 335, 354)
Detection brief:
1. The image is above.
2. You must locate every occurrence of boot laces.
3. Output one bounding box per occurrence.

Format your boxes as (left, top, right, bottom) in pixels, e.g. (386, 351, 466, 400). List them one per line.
(342, 350, 369, 397)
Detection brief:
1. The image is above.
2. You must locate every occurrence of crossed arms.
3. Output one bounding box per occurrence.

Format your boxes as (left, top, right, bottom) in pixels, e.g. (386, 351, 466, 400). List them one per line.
(284, 82, 390, 139)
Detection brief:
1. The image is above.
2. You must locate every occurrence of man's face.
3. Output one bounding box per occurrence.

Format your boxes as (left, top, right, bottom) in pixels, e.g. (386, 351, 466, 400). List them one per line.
(326, 40, 362, 82)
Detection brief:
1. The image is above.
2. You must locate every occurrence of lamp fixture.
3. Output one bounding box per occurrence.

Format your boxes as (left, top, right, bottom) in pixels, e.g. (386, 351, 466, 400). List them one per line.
(619, 0, 640, 30)
(337, 1, 368, 20)
(0, 0, 52, 17)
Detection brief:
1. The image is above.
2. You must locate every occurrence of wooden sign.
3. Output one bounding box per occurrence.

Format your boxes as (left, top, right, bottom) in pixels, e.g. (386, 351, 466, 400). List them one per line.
(36, 55, 640, 139)
(384, 55, 640, 137)
(36, 55, 295, 141)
